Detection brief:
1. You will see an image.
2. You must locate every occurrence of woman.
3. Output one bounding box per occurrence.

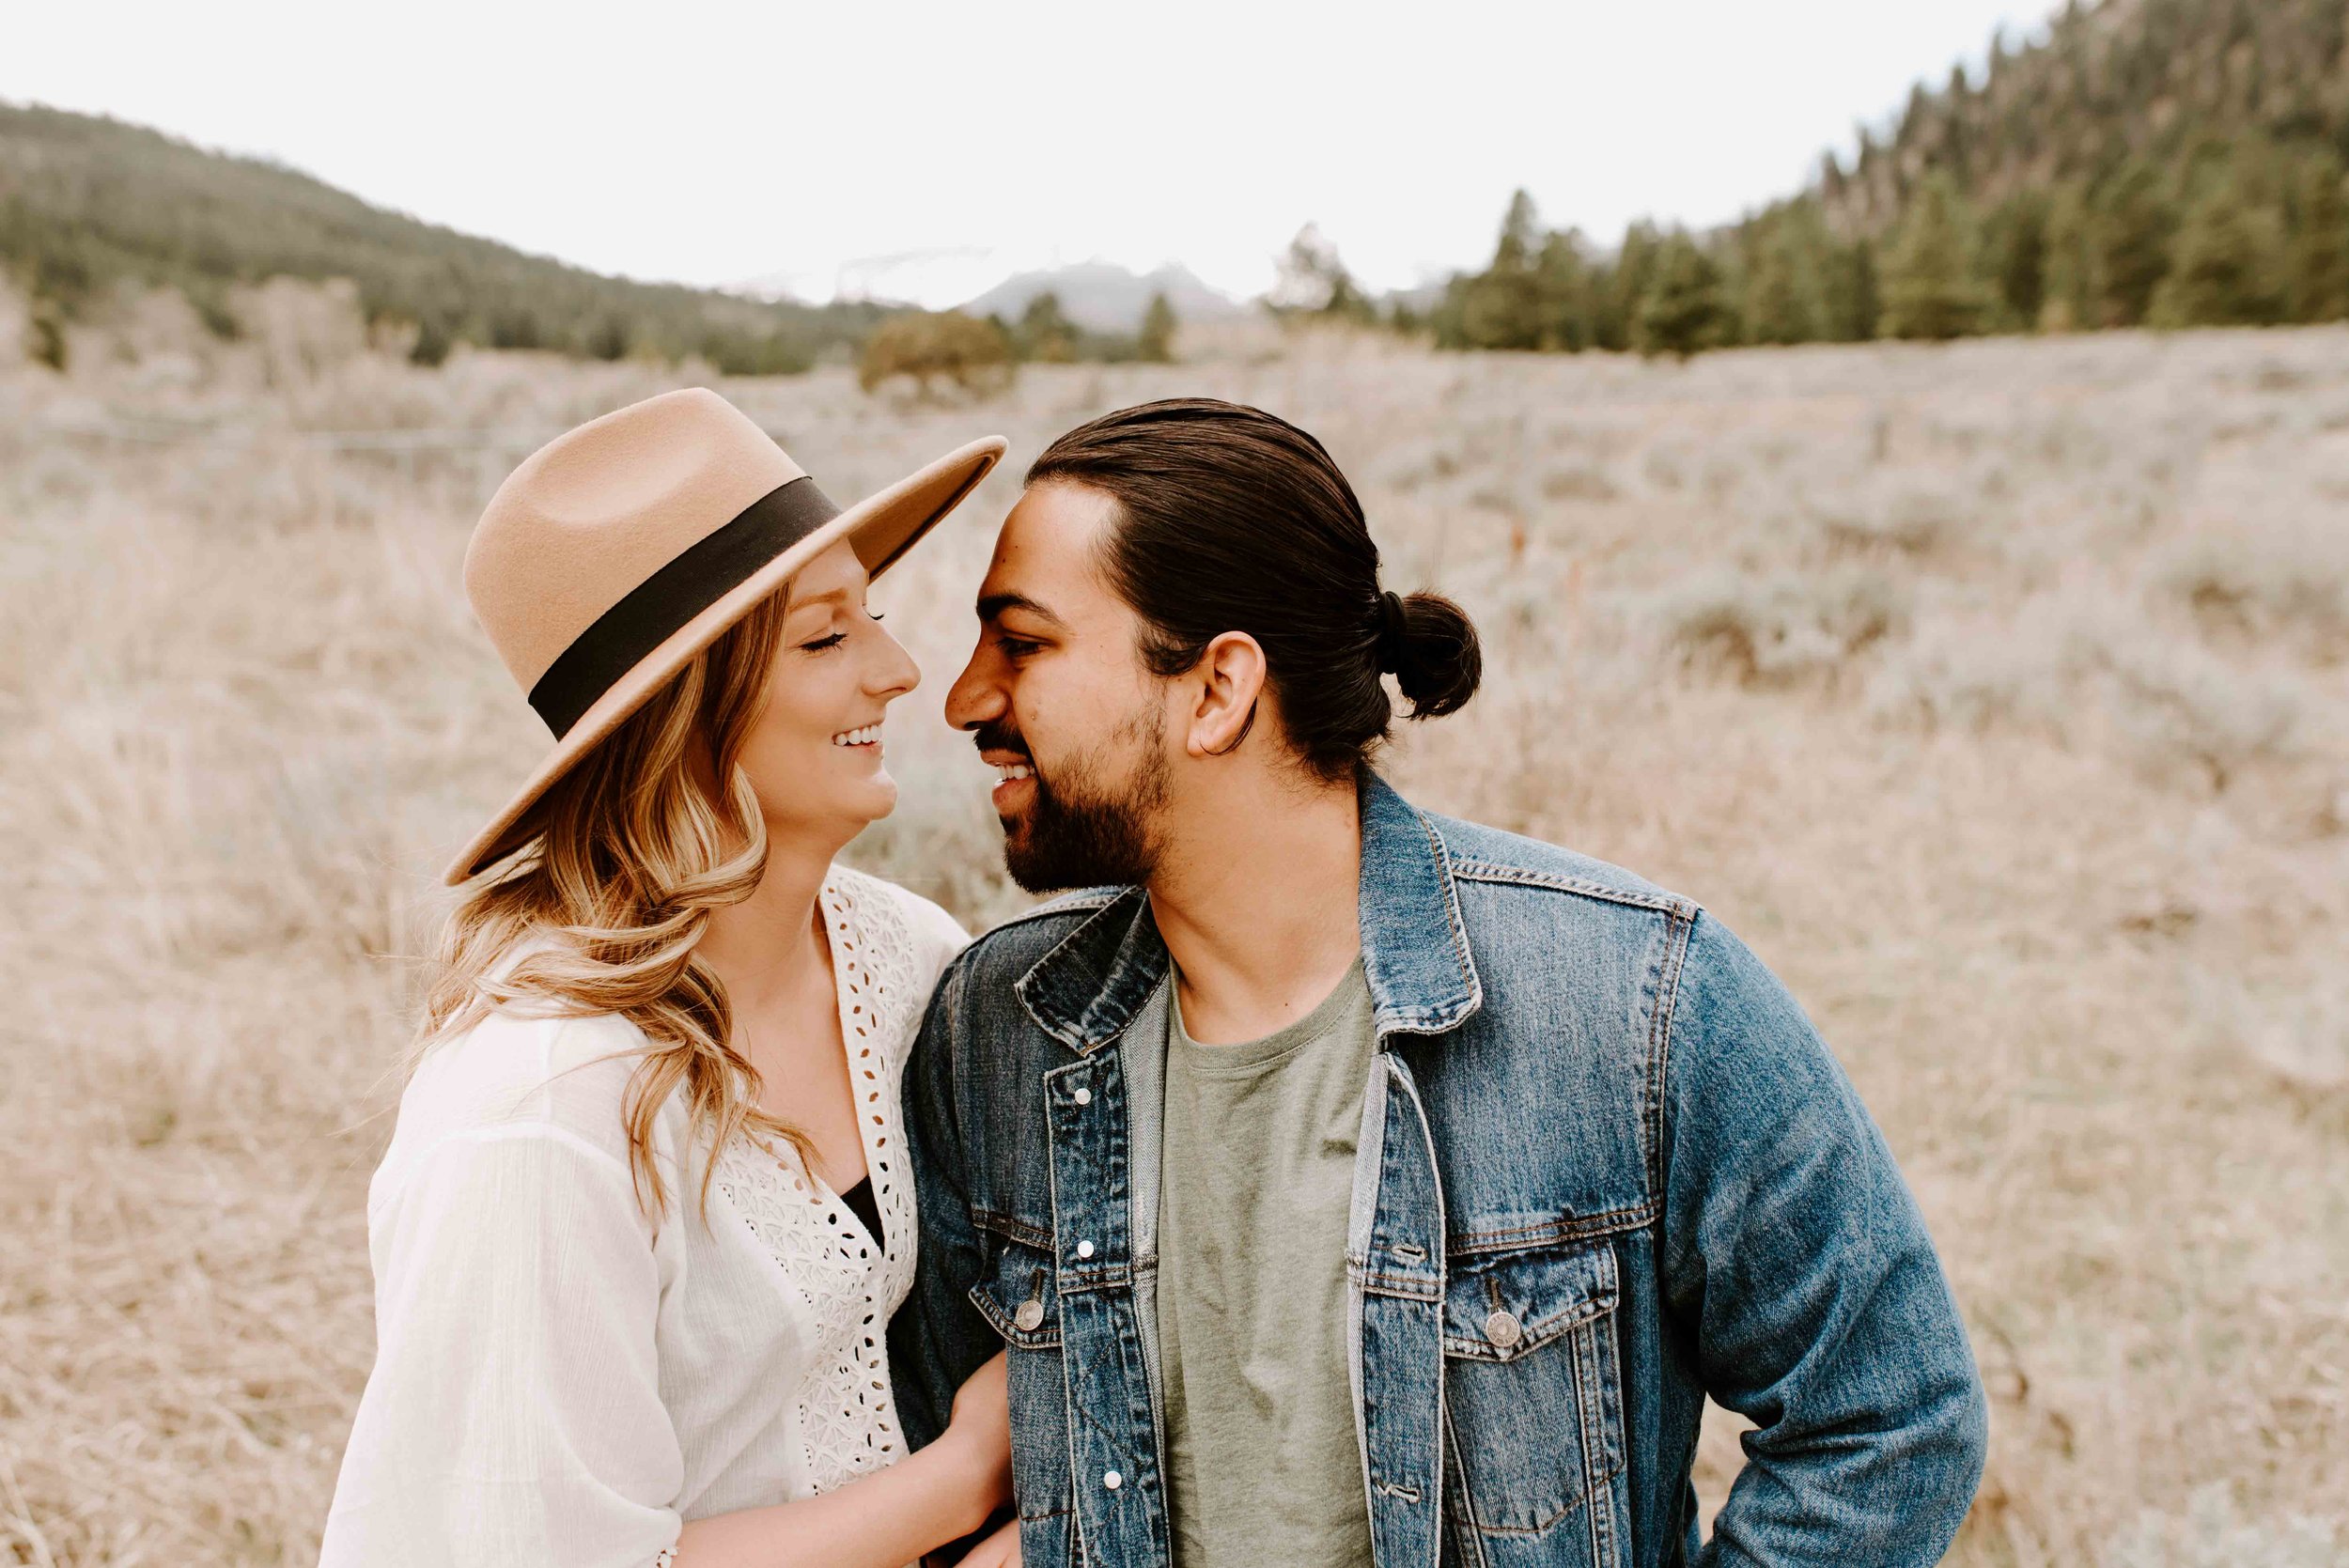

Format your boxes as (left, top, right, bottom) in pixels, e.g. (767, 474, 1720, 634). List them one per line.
(320, 388, 1020, 1568)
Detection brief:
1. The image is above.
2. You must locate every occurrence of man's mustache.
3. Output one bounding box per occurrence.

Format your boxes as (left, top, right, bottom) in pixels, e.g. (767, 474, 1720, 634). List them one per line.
(972, 721, 1030, 759)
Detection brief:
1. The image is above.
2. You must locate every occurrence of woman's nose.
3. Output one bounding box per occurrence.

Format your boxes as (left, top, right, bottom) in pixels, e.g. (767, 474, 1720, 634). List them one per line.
(867, 623, 920, 699)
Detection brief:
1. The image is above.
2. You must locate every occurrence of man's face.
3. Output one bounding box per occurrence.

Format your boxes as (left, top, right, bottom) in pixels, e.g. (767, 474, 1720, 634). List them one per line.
(944, 481, 1172, 893)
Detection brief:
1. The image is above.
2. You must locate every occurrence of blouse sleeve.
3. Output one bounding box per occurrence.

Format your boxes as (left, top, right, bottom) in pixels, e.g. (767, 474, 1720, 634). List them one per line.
(319, 1124, 685, 1568)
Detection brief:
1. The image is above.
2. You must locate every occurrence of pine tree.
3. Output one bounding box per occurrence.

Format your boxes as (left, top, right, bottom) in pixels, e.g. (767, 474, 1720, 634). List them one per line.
(1453, 192, 1548, 349)
(1270, 223, 1373, 323)
(1016, 292, 1077, 362)
(1744, 206, 1829, 345)
(2288, 154, 2349, 321)
(1879, 173, 1985, 339)
(1137, 291, 1177, 363)
(1495, 189, 1541, 272)
(2152, 178, 2288, 325)
(1824, 239, 1881, 341)
(2040, 182, 2098, 331)
(1594, 221, 1661, 351)
(1982, 189, 2050, 331)
(2093, 163, 2176, 327)
(1535, 230, 1594, 350)
(1637, 230, 1728, 359)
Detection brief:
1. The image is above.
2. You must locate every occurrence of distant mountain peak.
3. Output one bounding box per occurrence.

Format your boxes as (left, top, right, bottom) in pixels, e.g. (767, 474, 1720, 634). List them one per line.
(960, 261, 1243, 334)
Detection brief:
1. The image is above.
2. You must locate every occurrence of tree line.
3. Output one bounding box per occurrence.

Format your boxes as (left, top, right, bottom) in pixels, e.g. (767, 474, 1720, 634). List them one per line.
(1375, 0, 2349, 356)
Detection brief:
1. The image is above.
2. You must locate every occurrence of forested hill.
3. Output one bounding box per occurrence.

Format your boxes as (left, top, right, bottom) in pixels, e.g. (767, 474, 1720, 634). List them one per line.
(0, 101, 884, 371)
(1430, 0, 2349, 355)
(1822, 0, 2349, 237)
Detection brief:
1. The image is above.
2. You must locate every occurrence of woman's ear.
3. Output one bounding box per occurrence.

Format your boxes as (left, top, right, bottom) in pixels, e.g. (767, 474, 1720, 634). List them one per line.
(1184, 631, 1267, 758)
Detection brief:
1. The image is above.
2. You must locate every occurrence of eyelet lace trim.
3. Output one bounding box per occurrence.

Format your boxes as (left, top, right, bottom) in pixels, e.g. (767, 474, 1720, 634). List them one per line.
(710, 869, 923, 1497)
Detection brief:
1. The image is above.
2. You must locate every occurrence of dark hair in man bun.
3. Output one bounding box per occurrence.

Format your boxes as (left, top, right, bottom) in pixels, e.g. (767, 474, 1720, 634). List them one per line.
(1377, 588, 1483, 719)
(1027, 397, 1483, 784)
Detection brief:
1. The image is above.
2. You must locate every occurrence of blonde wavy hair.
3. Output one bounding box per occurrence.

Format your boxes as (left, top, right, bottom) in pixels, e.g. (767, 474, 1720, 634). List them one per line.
(418, 590, 817, 1222)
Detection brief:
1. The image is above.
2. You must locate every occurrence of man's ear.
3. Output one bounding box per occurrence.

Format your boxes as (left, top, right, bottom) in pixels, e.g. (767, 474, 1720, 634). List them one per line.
(1183, 631, 1267, 758)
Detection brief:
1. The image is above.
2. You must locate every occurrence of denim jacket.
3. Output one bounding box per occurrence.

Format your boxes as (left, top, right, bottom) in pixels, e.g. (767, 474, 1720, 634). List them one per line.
(889, 774, 1986, 1568)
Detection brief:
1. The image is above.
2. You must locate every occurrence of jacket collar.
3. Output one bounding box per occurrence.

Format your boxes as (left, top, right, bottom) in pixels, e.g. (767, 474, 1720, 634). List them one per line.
(1014, 771, 1484, 1054)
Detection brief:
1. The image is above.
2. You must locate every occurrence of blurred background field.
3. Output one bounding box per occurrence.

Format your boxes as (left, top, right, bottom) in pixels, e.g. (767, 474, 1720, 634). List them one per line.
(2, 304, 2344, 1565)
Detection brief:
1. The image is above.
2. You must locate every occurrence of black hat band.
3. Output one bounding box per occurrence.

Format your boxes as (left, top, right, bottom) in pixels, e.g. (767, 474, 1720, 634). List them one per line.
(526, 474, 839, 738)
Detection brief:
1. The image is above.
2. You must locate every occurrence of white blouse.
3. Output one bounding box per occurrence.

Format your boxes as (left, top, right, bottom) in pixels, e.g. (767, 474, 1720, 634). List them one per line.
(319, 866, 968, 1568)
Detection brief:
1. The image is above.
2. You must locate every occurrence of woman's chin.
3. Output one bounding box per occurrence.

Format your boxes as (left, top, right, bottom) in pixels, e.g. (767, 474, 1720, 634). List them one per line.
(761, 775, 897, 846)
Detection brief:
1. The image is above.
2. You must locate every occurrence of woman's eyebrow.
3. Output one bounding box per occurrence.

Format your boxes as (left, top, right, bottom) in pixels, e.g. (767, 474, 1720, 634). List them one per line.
(784, 586, 855, 615)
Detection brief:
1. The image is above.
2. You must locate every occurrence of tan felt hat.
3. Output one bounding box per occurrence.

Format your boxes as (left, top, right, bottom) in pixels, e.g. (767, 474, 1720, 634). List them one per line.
(446, 386, 1005, 884)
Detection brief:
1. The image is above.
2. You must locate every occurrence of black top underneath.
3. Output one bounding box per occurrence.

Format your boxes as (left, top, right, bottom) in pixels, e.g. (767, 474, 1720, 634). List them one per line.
(838, 1175, 883, 1250)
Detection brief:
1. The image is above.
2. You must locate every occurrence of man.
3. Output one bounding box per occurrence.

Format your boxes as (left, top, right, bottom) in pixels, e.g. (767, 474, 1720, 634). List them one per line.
(888, 397, 1986, 1568)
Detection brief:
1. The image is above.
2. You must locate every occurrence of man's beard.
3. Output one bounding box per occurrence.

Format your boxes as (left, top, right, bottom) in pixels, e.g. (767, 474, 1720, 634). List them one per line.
(981, 711, 1169, 893)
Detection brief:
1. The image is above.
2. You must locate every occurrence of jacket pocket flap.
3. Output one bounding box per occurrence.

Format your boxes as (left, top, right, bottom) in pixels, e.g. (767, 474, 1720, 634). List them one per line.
(1441, 1241, 1619, 1362)
(970, 1239, 1063, 1349)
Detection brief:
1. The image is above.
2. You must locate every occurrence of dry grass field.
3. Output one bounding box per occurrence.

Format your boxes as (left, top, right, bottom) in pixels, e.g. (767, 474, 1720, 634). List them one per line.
(3, 288, 2345, 1565)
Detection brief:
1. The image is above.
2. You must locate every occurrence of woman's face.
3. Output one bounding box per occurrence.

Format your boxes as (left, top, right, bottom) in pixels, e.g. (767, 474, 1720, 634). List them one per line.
(737, 538, 920, 843)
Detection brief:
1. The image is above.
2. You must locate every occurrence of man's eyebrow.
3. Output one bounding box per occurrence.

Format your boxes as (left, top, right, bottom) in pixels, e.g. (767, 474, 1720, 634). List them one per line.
(976, 592, 1068, 629)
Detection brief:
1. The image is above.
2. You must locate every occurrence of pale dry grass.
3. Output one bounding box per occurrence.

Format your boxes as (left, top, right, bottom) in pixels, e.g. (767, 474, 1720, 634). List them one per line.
(3, 306, 2345, 1564)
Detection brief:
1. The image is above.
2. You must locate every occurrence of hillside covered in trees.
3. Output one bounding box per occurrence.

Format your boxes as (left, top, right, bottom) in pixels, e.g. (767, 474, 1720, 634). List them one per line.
(1431, 0, 2349, 356)
(0, 102, 886, 372)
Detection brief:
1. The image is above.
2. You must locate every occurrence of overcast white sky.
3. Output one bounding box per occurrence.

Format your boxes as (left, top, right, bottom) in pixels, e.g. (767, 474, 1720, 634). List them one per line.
(8, 1, 2054, 307)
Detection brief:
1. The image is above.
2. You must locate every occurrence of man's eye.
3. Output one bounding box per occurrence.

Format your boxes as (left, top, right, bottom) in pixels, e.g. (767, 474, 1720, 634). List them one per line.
(801, 632, 848, 652)
(997, 635, 1042, 659)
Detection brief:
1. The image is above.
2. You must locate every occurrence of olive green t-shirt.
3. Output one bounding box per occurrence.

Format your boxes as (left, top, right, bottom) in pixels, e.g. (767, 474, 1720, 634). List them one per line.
(1156, 958, 1377, 1568)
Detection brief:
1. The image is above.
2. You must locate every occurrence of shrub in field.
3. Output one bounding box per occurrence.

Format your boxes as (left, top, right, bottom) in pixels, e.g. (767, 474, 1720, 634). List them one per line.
(1653, 562, 1906, 685)
(2078, 625, 2303, 792)
(1812, 481, 1965, 558)
(2154, 518, 2349, 652)
(856, 311, 1016, 399)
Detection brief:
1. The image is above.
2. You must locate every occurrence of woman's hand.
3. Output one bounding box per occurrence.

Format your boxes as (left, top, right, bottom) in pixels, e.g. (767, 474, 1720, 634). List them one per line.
(961, 1515, 1022, 1568)
(941, 1351, 1014, 1520)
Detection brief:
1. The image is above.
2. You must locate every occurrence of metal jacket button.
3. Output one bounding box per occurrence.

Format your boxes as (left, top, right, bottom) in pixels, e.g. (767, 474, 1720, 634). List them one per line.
(1072, 1087, 1092, 1106)
(1103, 1469, 1123, 1490)
(1485, 1310, 1523, 1349)
(1014, 1298, 1046, 1333)
(1076, 1239, 1096, 1260)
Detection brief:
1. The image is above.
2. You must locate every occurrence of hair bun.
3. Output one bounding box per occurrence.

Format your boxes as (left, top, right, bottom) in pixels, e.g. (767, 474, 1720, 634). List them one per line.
(1388, 590, 1483, 718)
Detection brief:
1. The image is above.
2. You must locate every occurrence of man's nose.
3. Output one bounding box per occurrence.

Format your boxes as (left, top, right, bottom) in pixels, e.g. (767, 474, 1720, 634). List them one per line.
(942, 647, 1003, 732)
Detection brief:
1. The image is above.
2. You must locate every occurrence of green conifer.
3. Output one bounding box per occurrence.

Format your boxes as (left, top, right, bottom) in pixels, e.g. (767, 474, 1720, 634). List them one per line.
(1016, 291, 1077, 362)
(2039, 183, 2098, 331)
(1745, 206, 1829, 345)
(1595, 222, 1661, 351)
(1879, 173, 1986, 339)
(2151, 178, 2288, 325)
(1137, 291, 1177, 363)
(2288, 155, 2349, 321)
(2093, 163, 2176, 327)
(1638, 230, 1729, 359)
(1982, 189, 2050, 331)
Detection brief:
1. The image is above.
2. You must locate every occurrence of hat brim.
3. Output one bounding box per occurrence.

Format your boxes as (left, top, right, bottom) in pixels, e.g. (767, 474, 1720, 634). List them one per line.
(442, 434, 1007, 885)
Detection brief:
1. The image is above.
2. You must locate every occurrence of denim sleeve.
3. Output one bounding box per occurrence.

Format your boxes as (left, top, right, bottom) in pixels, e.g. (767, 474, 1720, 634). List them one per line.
(1659, 913, 1987, 1566)
(886, 953, 999, 1452)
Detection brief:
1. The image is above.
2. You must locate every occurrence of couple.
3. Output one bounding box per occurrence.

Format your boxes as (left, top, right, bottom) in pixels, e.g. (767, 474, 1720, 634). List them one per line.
(319, 389, 1987, 1568)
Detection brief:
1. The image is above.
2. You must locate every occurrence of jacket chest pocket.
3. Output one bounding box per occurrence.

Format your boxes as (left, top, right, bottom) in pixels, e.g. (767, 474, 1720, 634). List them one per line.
(1439, 1240, 1626, 1563)
(970, 1237, 1079, 1544)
